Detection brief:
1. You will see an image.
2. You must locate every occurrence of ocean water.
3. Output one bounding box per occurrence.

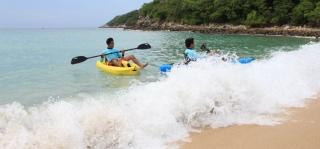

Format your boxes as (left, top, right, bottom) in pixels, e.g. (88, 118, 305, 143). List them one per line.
(0, 28, 319, 148)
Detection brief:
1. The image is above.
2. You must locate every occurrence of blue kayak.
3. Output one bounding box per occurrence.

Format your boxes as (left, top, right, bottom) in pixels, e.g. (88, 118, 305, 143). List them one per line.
(236, 57, 255, 64)
(159, 57, 255, 72)
(160, 64, 175, 72)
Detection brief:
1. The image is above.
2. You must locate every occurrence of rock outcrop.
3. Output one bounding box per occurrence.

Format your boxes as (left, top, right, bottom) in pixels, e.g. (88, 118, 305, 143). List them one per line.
(103, 17, 320, 37)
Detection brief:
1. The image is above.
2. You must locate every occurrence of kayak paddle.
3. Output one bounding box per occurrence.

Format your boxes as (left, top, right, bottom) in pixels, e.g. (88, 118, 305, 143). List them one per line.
(71, 43, 151, 65)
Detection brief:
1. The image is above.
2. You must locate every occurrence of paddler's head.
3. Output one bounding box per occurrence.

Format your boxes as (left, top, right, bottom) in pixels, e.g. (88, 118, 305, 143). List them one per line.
(185, 38, 195, 49)
(106, 38, 114, 49)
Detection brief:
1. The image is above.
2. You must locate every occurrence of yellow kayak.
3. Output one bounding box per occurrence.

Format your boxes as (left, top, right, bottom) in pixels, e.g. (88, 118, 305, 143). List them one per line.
(96, 60, 140, 75)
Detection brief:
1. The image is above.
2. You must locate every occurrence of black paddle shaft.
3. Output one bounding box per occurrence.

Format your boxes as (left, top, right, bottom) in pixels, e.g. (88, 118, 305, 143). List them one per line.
(71, 43, 151, 65)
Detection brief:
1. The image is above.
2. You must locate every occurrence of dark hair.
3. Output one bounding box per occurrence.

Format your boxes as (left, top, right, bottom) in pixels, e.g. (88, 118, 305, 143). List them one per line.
(185, 38, 194, 48)
(106, 38, 114, 45)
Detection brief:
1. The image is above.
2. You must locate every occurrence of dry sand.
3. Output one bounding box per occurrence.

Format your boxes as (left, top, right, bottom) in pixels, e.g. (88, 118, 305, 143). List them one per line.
(181, 97, 320, 149)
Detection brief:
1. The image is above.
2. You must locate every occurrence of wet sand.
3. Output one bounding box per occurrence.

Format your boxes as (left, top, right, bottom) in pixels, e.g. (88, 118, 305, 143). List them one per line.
(181, 97, 320, 149)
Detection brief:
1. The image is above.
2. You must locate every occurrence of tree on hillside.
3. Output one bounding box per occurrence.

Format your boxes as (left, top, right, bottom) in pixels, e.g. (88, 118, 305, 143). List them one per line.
(306, 2, 320, 27)
(244, 0, 271, 26)
(166, 0, 184, 22)
(271, 0, 295, 25)
(107, 10, 139, 27)
(106, 0, 320, 27)
(291, 0, 315, 25)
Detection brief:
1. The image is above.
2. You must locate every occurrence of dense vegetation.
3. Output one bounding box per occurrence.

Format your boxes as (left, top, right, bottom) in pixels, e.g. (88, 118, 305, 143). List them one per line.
(106, 10, 139, 26)
(107, 0, 320, 27)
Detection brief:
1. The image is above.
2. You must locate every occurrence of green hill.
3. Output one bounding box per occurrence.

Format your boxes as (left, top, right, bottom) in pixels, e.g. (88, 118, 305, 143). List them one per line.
(106, 0, 320, 27)
(105, 10, 139, 27)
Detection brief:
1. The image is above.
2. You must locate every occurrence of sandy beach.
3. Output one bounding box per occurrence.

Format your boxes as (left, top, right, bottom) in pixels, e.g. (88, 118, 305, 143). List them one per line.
(181, 96, 320, 149)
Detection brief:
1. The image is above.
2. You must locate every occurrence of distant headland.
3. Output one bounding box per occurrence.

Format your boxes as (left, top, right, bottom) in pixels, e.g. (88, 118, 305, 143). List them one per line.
(99, 0, 320, 37)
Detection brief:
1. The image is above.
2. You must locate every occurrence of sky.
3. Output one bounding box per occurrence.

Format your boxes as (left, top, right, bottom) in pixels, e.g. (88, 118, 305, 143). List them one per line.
(0, 0, 153, 28)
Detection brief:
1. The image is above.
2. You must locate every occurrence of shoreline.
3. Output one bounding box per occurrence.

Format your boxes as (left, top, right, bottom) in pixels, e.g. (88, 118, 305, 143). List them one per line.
(101, 21, 320, 37)
(179, 96, 320, 149)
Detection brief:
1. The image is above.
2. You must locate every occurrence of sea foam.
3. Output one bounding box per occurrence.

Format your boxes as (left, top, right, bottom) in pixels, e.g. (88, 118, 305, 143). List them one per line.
(1, 42, 320, 148)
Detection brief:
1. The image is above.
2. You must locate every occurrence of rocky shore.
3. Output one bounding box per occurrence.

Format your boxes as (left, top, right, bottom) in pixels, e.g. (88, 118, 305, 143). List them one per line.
(101, 17, 320, 37)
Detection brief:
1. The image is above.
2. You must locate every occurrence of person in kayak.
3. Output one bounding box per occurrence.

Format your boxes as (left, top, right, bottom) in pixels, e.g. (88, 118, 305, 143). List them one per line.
(185, 38, 221, 63)
(185, 38, 206, 62)
(100, 38, 148, 69)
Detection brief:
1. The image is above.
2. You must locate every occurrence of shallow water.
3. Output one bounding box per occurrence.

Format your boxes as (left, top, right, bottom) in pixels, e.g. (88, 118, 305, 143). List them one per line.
(0, 28, 319, 148)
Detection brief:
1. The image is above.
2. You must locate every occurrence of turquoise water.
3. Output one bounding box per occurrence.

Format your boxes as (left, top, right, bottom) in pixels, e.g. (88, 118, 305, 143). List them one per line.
(0, 28, 310, 106)
(1, 28, 319, 148)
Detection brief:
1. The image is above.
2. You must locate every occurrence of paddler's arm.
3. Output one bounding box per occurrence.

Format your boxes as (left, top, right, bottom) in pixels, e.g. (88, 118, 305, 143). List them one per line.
(206, 49, 221, 56)
(116, 49, 123, 58)
(187, 50, 206, 59)
(211, 50, 220, 54)
(100, 53, 106, 62)
(194, 51, 207, 59)
(121, 50, 125, 58)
